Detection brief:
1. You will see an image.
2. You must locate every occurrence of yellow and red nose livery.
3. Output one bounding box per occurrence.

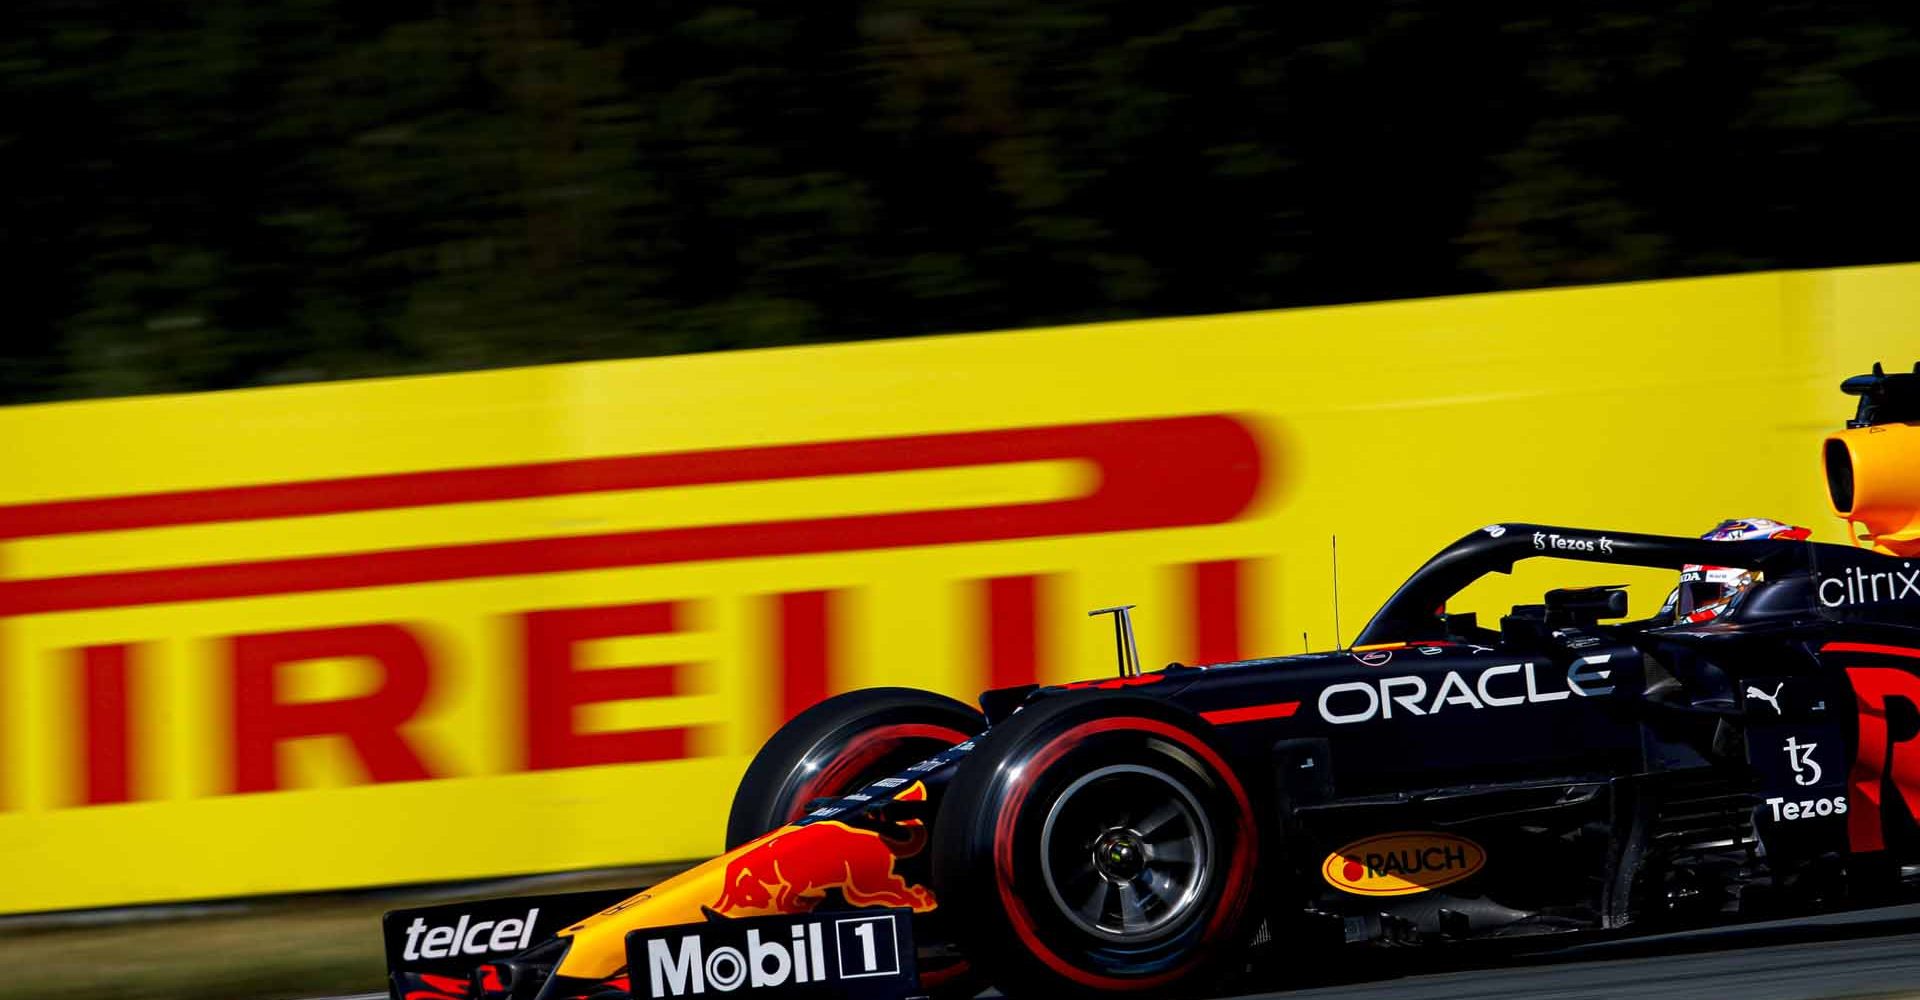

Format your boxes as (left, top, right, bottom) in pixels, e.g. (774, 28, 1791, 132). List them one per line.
(550, 819, 938, 980)
(1320, 832, 1486, 896)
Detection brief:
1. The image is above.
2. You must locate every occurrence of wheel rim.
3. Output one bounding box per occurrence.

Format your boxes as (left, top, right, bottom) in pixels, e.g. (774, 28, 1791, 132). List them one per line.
(1038, 763, 1214, 942)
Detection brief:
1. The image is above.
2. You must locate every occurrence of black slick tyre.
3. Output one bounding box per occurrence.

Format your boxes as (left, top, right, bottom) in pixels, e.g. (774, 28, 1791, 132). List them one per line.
(930, 693, 1261, 999)
(725, 687, 983, 849)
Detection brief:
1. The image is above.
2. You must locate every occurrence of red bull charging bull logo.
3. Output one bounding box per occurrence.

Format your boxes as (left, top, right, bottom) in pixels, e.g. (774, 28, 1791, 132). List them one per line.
(711, 822, 935, 915)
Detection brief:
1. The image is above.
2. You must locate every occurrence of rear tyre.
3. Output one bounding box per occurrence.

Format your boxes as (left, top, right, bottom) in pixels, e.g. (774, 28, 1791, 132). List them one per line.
(725, 687, 983, 849)
(931, 694, 1261, 999)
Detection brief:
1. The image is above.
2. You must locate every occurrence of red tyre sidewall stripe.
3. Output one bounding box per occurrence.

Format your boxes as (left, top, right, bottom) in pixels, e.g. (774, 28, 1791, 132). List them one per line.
(992, 715, 1257, 990)
(918, 960, 970, 988)
(790, 722, 971, 818)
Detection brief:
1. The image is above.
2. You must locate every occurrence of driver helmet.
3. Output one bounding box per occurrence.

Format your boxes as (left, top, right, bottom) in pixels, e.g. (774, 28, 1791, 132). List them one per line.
(1667, 517, 1812, 622)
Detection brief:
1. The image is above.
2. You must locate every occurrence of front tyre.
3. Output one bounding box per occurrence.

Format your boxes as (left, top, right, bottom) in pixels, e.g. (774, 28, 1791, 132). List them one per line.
(725, 687, 983, 849)
(931, 694, 1260, 998)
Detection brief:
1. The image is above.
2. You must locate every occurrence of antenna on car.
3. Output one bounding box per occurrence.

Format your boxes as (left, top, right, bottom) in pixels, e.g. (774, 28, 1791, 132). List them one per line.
(1088, 605, 1142, 678)
(1302, 631, 1309, 653)
(1332, 534, 1344, 650)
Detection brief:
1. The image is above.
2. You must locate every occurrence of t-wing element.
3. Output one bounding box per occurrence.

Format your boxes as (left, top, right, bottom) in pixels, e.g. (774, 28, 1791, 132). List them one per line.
(1088, 605, 1142, 678)
(1828, 362, 1920, 556)
(1545, 585, 1630, 627)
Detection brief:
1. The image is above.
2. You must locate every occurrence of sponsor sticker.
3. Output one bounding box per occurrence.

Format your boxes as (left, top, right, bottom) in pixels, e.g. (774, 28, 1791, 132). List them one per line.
(1316, 655, 1613, 724)
(400, 907, 540, 961)
(384, 888, 637, 975)
(1320, 832, 1485, 896)
(1817, 564, 1920, 608)
(1746, 682, 1784, 715)
(628, 909, 918, 1000)
(1784, 736, 1823, 786)
(1531, 532, 1615, 554)
(1765, 794, 1847, 822)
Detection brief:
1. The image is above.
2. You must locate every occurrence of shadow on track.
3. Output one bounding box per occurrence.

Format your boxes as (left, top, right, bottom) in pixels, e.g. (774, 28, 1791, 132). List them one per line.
(1231, 904, 1920, 1000)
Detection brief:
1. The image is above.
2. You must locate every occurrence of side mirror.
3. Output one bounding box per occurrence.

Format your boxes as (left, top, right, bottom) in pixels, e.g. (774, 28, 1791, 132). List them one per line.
(1544, 585, 1629, 627)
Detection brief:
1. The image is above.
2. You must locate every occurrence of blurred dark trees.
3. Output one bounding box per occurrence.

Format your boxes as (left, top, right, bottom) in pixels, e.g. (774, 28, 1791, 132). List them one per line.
(5, 2, 1920, 402)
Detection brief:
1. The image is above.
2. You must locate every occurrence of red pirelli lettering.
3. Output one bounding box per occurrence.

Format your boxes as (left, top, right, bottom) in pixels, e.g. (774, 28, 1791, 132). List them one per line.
(984, 575, 1044, 689)
(1189, 560, 1246, 665)
(77, 644, 140, 805)
(775, 591, 834, 728)
(522, 602, 697, 770)
(0, 416, 1265, 615)
(228, 624, 439, 793)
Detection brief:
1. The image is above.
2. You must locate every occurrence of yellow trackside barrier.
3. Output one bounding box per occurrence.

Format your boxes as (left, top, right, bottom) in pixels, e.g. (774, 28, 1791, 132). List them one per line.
(0, 263, 1914, 913)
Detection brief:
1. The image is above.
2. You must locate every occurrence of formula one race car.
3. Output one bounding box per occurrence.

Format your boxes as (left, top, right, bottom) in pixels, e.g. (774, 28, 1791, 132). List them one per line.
(384, 364, 1920, 1000)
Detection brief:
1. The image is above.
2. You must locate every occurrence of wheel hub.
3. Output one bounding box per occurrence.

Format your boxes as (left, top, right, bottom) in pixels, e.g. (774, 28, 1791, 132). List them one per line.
(1092, 829, 1148, 881)
(1039, 763, 1216, 942)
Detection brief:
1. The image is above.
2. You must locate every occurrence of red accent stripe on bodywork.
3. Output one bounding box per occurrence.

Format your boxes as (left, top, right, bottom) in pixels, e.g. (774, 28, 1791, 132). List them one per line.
(1059, 673, 1168, 691)
(1824, 642, 1920, 660)
(1200, 702, 1300, 725)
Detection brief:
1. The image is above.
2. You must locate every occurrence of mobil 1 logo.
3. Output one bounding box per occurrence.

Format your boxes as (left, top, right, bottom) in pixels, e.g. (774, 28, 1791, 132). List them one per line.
(628, 909, 919, 1000)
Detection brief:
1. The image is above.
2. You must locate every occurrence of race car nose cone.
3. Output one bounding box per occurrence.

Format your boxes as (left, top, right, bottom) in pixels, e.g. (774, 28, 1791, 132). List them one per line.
(1094, 829, 1147, 881)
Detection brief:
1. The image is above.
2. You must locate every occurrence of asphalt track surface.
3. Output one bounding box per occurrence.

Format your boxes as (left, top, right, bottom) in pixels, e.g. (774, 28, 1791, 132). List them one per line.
(1257, 904, 1920, 1000)
(330, 904, 1920, 1000)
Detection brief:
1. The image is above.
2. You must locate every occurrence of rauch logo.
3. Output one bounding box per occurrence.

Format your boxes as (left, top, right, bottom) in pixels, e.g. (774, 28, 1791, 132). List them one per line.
(1320, 833, 1485, 897)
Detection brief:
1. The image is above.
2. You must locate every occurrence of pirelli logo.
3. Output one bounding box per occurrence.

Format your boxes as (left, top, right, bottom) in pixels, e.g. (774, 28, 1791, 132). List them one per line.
(0, 415, 1273, 811)
(0, 416, 1260, 614)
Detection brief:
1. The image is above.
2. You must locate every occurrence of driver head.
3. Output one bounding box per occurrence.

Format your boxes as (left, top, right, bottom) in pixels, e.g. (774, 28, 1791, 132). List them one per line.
(1666, 518, 1812, 622)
